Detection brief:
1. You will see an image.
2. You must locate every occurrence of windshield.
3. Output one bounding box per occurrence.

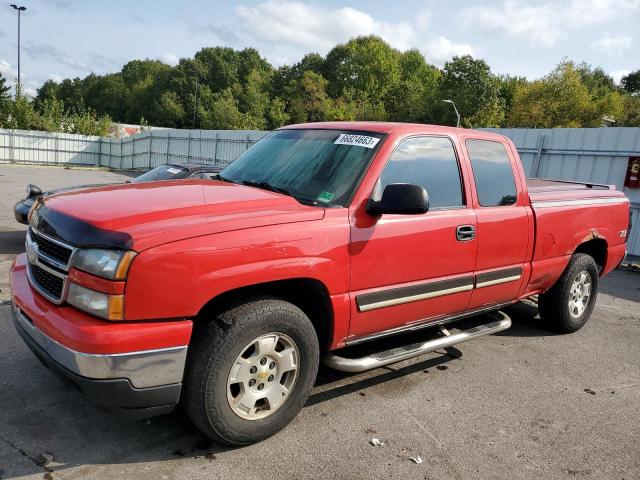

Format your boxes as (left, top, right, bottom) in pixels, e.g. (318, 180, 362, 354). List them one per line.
(131, 164, 190, 183)
(220, 129, 385, 207)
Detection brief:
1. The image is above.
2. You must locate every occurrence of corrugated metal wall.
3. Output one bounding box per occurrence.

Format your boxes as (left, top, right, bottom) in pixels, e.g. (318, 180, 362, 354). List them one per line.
(484, 127, 640, 260)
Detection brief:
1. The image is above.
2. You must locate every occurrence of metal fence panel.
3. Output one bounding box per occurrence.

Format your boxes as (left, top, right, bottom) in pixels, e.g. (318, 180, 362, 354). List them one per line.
(0, 128, 269, 169)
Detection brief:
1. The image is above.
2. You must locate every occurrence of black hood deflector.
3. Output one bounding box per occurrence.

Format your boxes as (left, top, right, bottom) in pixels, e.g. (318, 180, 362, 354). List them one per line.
(31, 202, 134, 250)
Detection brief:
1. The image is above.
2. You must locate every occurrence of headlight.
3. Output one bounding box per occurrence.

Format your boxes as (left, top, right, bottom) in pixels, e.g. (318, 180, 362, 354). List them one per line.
(67, 283, 124, 320)
(73, 249, 136, 280)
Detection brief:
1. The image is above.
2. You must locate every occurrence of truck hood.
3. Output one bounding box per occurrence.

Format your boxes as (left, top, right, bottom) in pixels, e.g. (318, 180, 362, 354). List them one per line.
(37, 180, 325, 251)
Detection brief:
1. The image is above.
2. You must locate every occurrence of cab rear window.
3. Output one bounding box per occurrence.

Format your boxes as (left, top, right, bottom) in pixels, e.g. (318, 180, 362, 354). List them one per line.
(466, 140, 517, 207)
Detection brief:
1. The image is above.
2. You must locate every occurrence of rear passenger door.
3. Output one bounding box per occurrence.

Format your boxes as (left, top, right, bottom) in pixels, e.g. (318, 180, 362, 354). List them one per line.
(349, 135, 478, 339)
(464, 138, 530, 310)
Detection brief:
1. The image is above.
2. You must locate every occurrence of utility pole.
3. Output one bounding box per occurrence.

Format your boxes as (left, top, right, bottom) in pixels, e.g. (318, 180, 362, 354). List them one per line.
(442, 99, 460, 128)
(10, 4, 27, 97)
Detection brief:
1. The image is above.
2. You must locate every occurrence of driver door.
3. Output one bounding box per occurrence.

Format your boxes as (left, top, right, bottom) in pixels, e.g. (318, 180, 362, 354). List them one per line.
(348, 135, 478, 339)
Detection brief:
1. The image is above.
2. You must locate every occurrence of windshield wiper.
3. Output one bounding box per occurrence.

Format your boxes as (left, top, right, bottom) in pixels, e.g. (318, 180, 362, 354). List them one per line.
(240, 180, 293, 196)
(216, 174, 237, 184)
(240, 180, 320, 206)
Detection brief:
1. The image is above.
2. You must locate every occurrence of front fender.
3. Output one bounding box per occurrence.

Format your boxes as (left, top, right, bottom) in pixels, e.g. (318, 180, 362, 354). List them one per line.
(123, 215, 350, 320)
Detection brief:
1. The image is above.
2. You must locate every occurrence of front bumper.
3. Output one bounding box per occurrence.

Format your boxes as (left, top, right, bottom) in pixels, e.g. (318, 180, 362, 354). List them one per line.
(10, 254, 192, 415)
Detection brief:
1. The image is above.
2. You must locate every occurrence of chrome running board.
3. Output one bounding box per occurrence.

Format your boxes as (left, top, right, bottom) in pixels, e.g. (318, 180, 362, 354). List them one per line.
(323, 311, 511, 373)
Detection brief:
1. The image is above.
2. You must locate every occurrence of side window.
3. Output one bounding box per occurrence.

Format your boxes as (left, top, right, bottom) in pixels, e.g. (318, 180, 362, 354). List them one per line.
(378, 136, 464, 209)
(466, 139, 517, 207)
(187, 172, 204, 179)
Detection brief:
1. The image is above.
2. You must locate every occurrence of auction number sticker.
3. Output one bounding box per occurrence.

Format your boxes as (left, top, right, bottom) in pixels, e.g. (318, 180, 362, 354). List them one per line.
(166, 168, 182, 174)
(334, 134, 380, 149)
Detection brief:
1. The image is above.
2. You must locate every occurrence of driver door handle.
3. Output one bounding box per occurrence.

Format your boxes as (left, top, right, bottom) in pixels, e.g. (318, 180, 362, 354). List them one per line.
(456, 225, 476, 241)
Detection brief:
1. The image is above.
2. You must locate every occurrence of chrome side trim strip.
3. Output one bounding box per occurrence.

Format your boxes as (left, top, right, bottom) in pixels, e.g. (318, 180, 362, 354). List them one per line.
(475, 274, 522, 288)
(532, 198, 629, 208)
(346, 302, 512, 345)
(12, 305, 187, 389)
(356, 276, 474, 313)
(359, 284, 473, 312)
(475, 267, 523, 289)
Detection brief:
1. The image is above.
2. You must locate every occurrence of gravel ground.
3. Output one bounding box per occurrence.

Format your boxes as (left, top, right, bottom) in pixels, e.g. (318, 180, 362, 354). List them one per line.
(0, 165, 638, 480)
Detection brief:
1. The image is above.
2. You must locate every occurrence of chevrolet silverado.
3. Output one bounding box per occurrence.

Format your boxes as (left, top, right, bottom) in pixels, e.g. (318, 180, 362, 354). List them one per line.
(10, 122, 630, 445)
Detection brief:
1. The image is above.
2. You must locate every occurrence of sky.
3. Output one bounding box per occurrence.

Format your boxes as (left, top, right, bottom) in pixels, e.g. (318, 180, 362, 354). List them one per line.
(0, 0, 639, 96)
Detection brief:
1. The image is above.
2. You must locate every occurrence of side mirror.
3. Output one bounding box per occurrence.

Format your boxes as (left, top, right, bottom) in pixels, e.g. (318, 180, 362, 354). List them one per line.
(366, 183, 429, 216)
(26, 184, 42, 198)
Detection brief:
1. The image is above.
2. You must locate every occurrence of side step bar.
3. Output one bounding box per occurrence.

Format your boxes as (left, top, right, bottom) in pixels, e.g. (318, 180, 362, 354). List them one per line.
(323, 311, 512, 373)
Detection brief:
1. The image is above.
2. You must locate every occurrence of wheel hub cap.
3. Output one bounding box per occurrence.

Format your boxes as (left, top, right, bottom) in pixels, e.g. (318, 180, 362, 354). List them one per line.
(227, 333, 299, 420)
(568, 271, 592, 319)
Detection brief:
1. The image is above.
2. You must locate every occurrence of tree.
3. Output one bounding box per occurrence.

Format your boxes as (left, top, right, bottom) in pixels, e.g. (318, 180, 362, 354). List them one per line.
(620, 95, 640, 126)
(266, 97, 289, 129)
(439, 55, 505, 127)
(576, 63, 617, 94)
(496, 74, 528, 112)
(385, 49, 441, 123)
(200, 88, 246, 130)
(621, 70, 640, 95)
(286, 71, 331, 123)
(0, 73, 11, 127)
(324, 36, 401, 106)
(149, 91, 185, 128)
(508, 61, 593, 127)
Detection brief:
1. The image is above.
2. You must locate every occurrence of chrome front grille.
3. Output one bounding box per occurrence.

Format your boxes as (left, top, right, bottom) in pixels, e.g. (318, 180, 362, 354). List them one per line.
(26, 228, 76, 304)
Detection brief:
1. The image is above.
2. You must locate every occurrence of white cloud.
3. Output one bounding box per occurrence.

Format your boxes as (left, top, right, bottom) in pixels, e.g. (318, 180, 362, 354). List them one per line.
(159, 53, 179, 66)
(458, 0, 640, 47)
(48, 73, 64, 83)
(0, 59, 17, 82)
(591, 35, 632, 56)
(423, 36, 475, 66)
(235, 0, 415, 52)
(610, 69, 631, 84)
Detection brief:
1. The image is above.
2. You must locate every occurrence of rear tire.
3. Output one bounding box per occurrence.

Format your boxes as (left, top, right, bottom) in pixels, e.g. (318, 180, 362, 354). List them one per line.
(183, 297, 319, 445)
(538, 253, 599, 333)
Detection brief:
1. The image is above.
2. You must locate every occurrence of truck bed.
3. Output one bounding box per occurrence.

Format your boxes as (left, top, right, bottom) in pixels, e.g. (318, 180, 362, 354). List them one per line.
(527, 178, 626, 205)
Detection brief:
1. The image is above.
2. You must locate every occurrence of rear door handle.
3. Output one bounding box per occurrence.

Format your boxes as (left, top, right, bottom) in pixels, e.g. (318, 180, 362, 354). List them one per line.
(456, 225, 476, 241)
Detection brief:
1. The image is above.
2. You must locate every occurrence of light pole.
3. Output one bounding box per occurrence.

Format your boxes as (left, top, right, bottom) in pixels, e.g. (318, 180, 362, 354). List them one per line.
(10, 4, 27, 96)
(442, 99, 460, 128)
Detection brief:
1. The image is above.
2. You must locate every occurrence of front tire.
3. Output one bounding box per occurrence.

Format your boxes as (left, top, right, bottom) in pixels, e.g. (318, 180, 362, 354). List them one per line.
(538, 253, 599, 333)
(183, 297, 319, 445)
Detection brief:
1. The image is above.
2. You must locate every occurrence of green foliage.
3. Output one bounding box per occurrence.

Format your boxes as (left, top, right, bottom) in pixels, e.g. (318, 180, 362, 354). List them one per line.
(5, 92, 112, 136)
(439, 55, 505, 128)
(13, 38, 640, 132)
(0, 73, 12, 127)
(621, 70, 640, 95)
(325, 36, 401, 105)
(508, 61, 629, 128)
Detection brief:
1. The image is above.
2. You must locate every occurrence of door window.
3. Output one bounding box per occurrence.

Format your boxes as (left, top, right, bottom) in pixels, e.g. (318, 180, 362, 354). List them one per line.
(377, 136, 464, 209)
(466, 140, 517, 207)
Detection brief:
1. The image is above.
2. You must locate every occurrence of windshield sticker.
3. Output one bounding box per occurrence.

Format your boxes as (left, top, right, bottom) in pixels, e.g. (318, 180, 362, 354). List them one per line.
(334, 134, 380, 149)
(317, 191, 335, 203)
(166, 168, 182, 174)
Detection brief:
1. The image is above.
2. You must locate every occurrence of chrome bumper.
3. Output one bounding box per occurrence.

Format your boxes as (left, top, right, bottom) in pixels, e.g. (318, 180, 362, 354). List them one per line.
(12, 304, 188, 389)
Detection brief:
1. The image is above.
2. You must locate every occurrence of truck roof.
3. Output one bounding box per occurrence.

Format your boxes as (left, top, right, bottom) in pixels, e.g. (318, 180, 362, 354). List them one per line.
(280, 121, 505, 140)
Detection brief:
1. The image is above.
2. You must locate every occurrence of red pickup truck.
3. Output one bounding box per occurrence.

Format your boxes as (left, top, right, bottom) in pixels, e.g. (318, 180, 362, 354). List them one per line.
(10, 122, 629, 445)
